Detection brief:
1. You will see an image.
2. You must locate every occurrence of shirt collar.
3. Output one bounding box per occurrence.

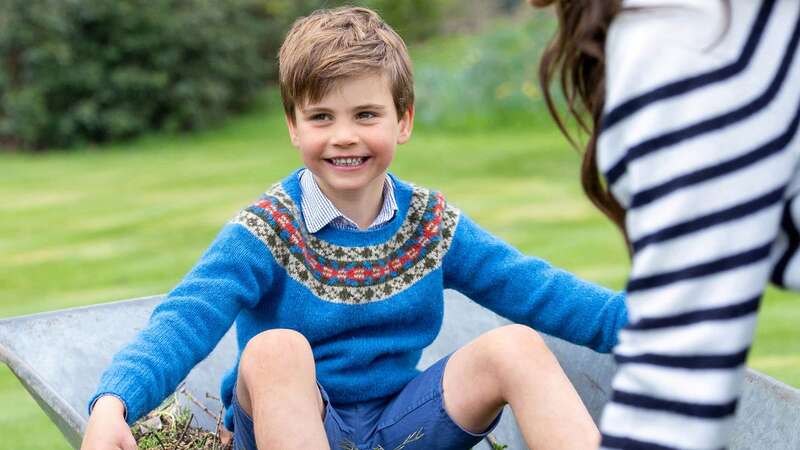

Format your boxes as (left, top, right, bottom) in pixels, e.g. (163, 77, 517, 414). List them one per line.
(298, 168, 397, 233)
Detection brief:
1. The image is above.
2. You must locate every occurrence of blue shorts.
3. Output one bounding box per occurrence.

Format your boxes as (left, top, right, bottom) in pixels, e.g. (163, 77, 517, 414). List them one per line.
(231, 354, 502, 450)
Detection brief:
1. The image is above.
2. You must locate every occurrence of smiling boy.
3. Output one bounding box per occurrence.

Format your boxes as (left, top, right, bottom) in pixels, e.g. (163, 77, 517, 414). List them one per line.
(81, 7, 626, 450)
(286, 73, 411, 231)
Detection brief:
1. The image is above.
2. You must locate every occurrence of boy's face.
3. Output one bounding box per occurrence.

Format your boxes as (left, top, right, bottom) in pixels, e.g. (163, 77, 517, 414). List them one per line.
(286, 74, 413, 201)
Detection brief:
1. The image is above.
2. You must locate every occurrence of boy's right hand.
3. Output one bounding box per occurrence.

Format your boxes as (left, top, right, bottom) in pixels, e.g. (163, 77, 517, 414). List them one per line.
(80, 395, 137, 450)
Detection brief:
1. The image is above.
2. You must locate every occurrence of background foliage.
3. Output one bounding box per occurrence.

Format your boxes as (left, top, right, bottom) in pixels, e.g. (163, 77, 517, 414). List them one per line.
(0, 0, 457, 151)
(415, 13, 556, 130)
(0, 0, 270, 149)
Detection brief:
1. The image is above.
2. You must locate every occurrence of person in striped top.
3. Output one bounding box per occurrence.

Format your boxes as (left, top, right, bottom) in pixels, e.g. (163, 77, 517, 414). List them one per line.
(529, 0, 800, 448)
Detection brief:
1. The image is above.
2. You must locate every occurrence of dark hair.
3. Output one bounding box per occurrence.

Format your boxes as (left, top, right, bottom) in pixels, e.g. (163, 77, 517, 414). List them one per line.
(530, 0, 626, 241)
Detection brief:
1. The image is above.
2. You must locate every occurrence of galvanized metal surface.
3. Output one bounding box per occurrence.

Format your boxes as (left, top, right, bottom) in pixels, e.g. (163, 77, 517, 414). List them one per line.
(1, 290, 798, 449)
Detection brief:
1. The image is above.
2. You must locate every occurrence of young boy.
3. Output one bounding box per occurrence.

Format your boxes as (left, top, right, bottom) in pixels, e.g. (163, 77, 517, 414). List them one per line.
(81, 7, 626, 450)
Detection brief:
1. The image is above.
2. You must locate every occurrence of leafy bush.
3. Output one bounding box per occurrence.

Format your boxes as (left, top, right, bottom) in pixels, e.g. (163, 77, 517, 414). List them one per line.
(257, 0, 449, 65)
(0, 0, 472, 150)
(0, 0, 270, 150)
(365, 0, 447, 42)
(414, 12, 558, 130)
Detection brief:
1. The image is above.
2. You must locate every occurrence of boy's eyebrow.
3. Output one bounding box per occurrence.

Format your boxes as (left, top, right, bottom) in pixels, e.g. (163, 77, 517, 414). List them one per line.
(300, 104, 388, 114)
(300, 106, 333, 114)
(353, 104, 387, 110)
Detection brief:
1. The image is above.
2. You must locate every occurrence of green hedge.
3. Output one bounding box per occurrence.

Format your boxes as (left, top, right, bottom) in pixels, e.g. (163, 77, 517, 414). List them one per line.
(415, 12, 558, 130)
(0, 0, 270, 150)
(0, 0, 452, 151)
(258, 0, 448, 75)
(366, 0, 446, 42)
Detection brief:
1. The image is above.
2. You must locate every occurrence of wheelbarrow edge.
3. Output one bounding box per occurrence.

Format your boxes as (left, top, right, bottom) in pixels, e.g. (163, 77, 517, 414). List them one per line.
(0, 336, 84, 448)
(0, 295, 164, 449)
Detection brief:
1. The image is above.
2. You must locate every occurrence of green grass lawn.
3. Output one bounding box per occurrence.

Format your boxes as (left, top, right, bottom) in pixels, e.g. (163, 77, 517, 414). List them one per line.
(2, 94, 800, 448)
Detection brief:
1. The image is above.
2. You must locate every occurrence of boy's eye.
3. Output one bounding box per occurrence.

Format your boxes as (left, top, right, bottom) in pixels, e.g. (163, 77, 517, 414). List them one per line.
(357, 111, 377, 120)
(310, 113, 333, 121)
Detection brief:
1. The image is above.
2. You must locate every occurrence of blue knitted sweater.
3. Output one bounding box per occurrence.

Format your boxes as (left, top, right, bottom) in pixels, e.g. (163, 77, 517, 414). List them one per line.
(90, 170, 627, 430)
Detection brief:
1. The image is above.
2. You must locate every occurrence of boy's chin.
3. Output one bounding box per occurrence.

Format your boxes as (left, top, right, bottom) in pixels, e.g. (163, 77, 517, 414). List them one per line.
(328, 181, 376, 194)
(324, 175, 386, 194)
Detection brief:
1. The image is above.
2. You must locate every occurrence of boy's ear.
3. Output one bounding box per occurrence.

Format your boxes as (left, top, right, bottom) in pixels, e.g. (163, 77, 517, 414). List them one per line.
(397, 105, 414, 145)
(285, 114, 300, 148)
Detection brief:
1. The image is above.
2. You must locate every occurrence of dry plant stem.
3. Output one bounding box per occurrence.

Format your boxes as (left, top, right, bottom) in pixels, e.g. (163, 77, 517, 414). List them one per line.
(153, 432, 166, 450)
(391, 428, 424, 450)
(214, 406, 225, 450)
(180, 387, 222, 422)
(177, 413, 194, 444)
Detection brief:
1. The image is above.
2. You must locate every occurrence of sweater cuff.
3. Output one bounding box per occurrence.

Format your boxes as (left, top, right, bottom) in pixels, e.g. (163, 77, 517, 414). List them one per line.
(88, 392, 129, 421)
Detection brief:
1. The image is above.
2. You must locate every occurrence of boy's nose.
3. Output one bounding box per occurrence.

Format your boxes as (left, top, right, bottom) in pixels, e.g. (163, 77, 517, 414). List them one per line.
(330, 123, 359, 147)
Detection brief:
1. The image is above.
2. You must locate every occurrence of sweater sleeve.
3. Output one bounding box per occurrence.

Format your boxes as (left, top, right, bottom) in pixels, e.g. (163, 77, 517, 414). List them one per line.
(88, 222, 275, 425)
(597, 1, 798, 448)
(442, 212, 627, 353)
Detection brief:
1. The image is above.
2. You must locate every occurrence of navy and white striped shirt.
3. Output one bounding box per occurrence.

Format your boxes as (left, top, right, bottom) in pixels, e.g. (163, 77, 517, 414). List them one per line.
(298, 168, 397, 233)
(598, 0, 800, 448)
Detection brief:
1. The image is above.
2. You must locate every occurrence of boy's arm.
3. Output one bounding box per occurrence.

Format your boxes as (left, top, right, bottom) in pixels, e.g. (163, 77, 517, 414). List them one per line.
(82, 395, 136, 450)
(442, 212, 627, 353)
(87, 222, 275, 425)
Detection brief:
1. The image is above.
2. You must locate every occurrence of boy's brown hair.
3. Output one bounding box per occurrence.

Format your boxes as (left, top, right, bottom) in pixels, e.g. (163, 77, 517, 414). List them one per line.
(279, 6, 414, 122)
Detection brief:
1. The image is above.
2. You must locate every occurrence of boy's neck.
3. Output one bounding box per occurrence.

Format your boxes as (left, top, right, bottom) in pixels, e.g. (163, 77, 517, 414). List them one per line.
(315, 174, 386, 230)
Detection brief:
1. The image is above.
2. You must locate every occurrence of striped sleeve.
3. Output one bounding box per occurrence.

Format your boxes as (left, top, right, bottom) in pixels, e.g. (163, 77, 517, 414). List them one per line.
(597, 0, 800, 448)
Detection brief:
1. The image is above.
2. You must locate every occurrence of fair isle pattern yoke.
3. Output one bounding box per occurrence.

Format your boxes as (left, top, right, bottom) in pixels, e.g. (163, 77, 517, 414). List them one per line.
(268, 183, 429, 260)
(234, 183, 460, 304)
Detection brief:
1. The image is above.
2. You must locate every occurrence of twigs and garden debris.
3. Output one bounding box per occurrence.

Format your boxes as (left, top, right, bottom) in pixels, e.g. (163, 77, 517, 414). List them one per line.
(131, 385, 231, 450)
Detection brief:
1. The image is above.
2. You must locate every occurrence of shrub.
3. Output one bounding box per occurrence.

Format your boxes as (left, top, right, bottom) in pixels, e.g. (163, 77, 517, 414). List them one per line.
(414, 12, 558, 131)
(0, 0, 270, 150)
(256, 0, 449, 69)
(0, 0, 464, 150)
(364, 0, 447, 42)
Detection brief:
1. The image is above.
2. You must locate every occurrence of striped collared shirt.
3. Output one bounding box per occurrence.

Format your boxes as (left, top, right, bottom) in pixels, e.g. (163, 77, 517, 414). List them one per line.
(298, 169, 397, 233)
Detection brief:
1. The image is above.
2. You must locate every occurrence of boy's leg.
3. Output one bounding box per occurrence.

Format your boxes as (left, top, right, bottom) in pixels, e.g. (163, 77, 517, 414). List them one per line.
(443, 324, 599, 449)
(236, 329, 330, 450)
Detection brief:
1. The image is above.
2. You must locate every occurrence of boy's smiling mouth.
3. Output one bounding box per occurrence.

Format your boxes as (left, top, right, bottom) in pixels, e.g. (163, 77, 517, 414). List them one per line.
(326, 157, 369, 167)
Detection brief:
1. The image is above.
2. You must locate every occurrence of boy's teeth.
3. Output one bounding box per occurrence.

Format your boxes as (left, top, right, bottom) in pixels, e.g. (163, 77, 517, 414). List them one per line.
(330, 157, 365, 166)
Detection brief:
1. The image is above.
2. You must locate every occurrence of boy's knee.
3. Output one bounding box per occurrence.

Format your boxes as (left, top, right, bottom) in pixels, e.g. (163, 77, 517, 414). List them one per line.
(504, 324, 546, 345)
(483, 325, 550, 366)
(237, 329, 319, 417)
(240, 329, 314, 376)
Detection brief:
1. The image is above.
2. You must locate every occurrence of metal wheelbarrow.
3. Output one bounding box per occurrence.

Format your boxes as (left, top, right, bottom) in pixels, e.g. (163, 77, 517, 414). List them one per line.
(1, 290, 799, 449)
